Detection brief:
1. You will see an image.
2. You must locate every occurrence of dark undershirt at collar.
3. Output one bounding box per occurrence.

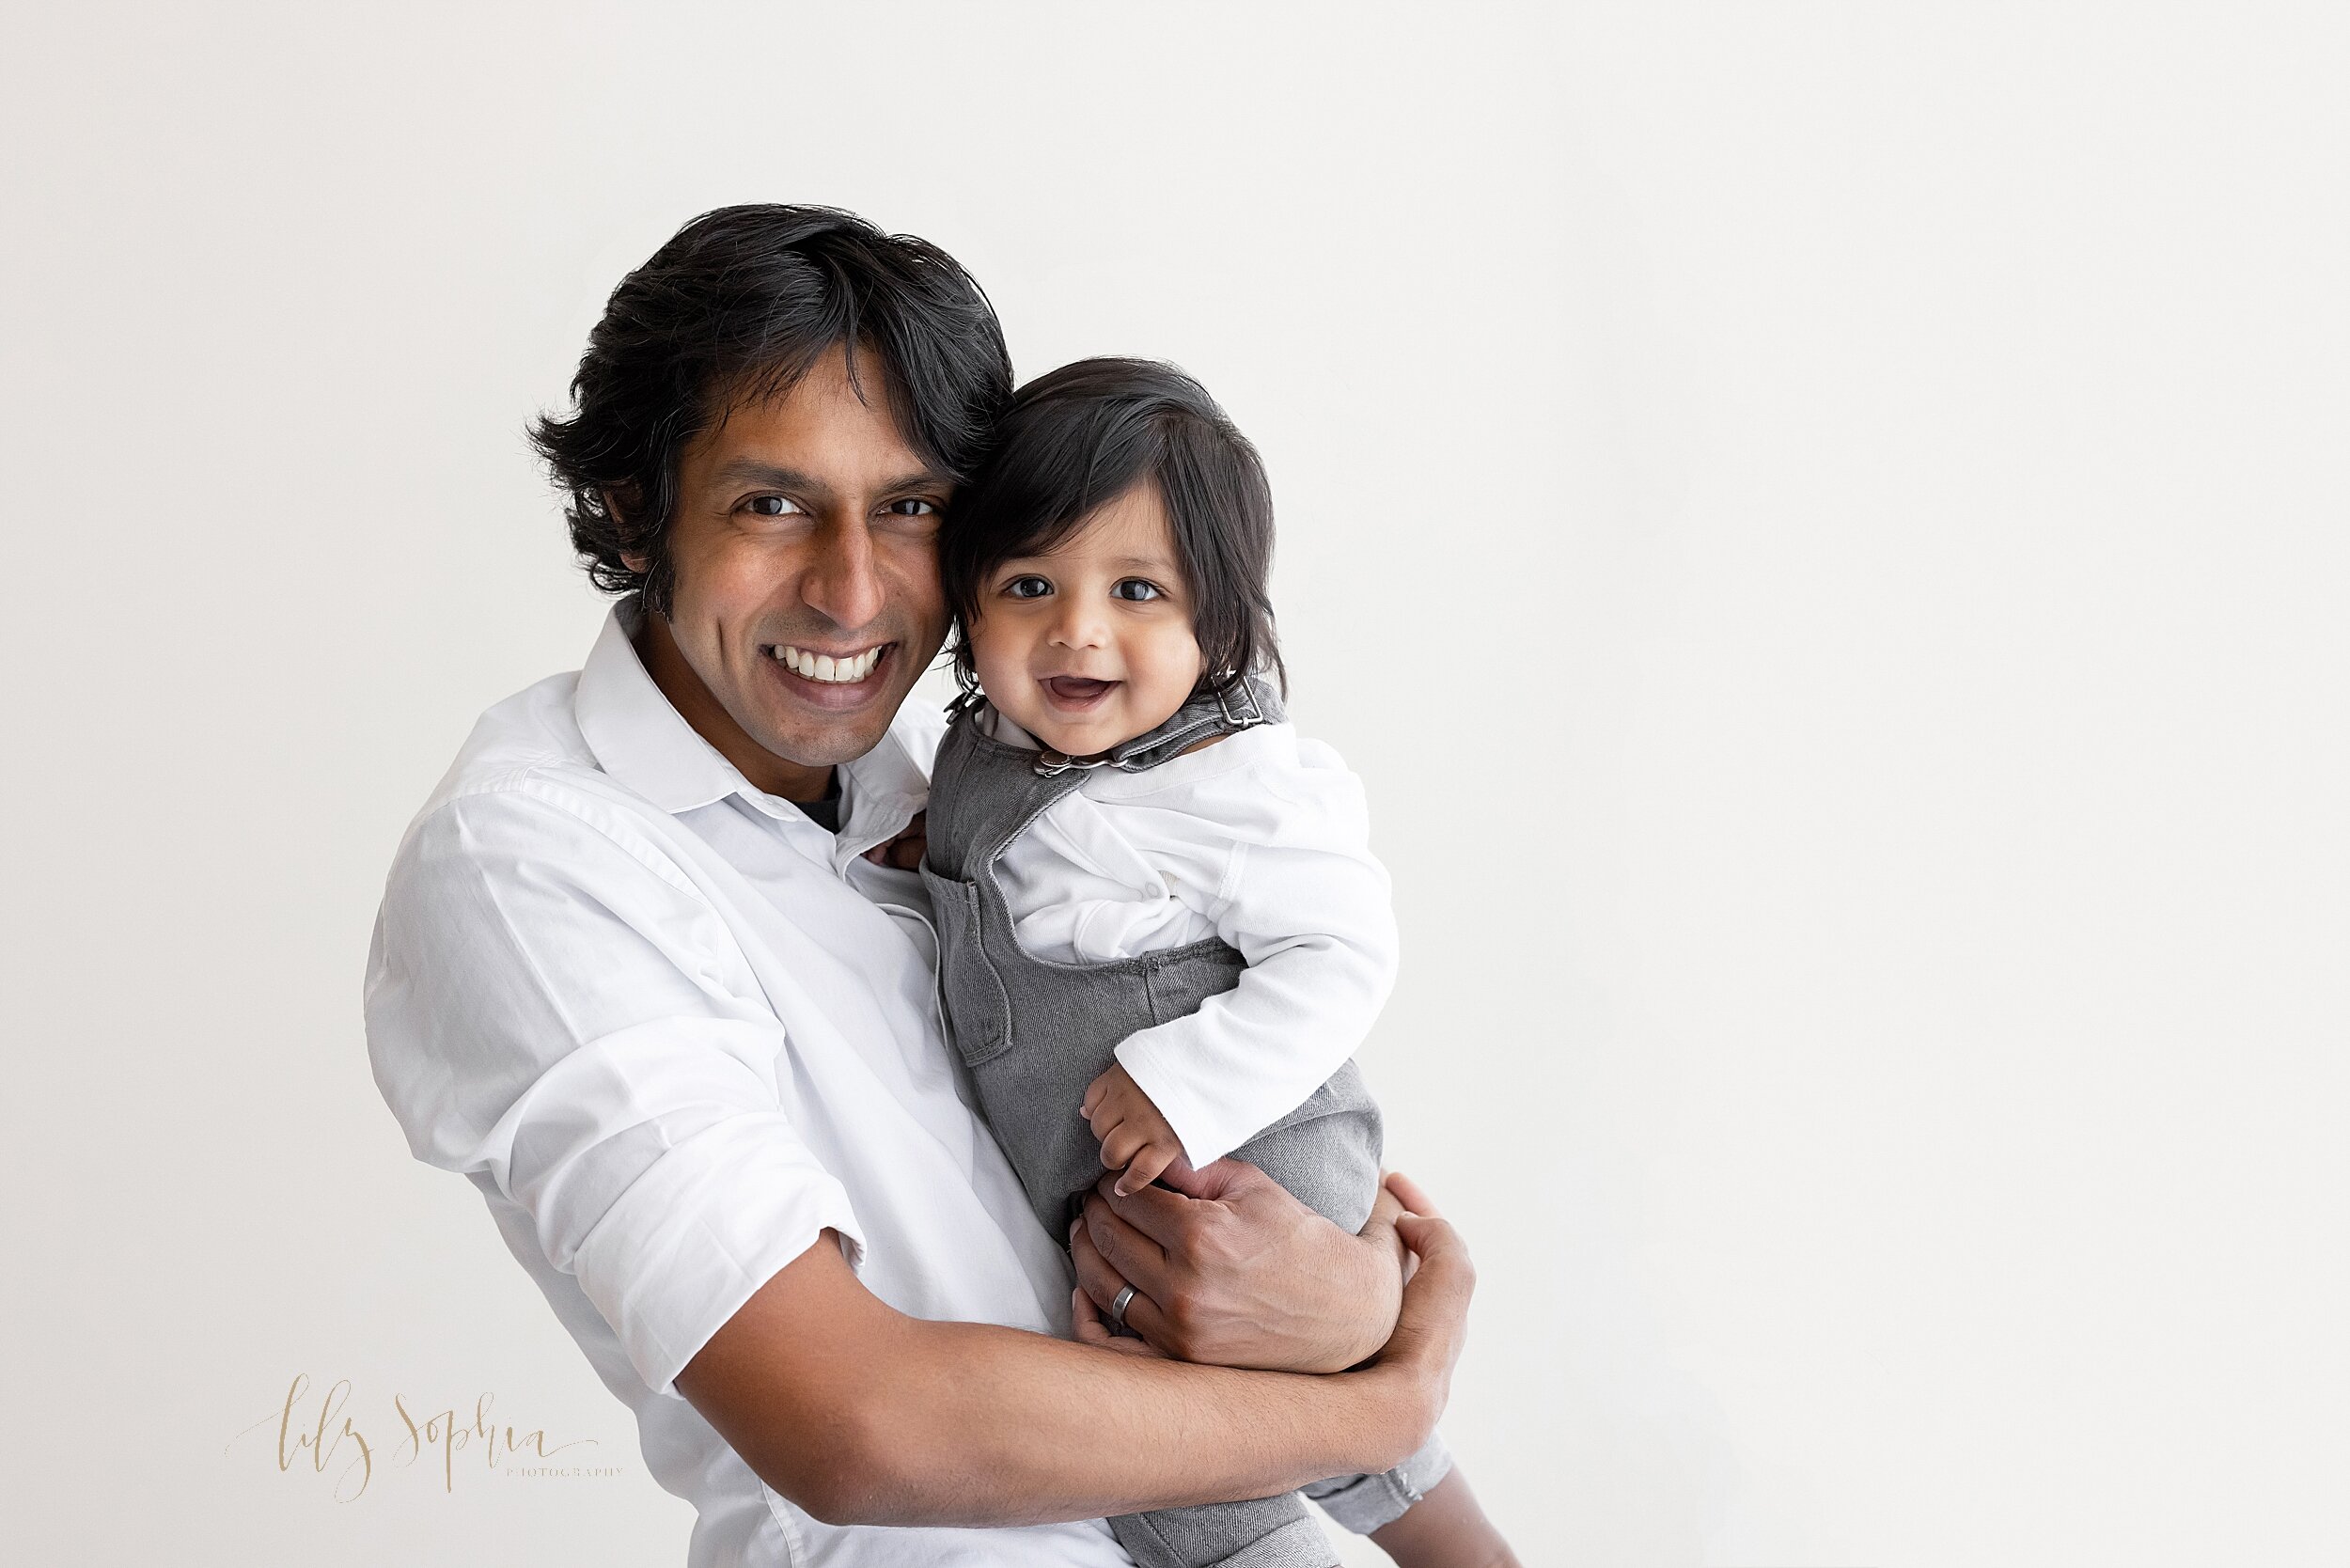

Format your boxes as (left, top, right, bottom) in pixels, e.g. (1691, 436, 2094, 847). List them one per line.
(787, 770, 844, 833)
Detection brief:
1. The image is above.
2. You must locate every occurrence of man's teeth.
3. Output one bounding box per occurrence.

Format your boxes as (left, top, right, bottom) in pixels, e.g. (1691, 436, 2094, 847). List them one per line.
(775, 645, 884, 683)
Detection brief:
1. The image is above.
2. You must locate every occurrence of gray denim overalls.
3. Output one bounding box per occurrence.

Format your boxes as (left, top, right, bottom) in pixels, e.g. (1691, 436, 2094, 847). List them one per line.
(921, 678, 1448, 1568)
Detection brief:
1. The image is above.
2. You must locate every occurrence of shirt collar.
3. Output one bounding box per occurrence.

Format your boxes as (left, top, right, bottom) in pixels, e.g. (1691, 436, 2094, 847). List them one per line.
(572, 597, 932, 866)
(574, 597, 746, 814)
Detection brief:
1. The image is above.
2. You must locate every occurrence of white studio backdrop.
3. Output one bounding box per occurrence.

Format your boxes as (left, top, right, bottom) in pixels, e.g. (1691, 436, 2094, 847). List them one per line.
(3, 5, 2342, 1565)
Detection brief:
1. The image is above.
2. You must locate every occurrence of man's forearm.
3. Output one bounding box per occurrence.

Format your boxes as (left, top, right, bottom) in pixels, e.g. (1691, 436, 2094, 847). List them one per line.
(678, 1231, 1425, 1529)
(836, 1310, 1411, 1525)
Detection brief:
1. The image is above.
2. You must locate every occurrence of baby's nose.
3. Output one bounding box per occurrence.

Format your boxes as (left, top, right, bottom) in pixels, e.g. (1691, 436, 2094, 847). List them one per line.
(1050, 602, 1107, 647)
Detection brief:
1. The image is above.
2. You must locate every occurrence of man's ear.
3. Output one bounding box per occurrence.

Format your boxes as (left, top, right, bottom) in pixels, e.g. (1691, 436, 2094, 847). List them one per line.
(601, 488, 650, 575)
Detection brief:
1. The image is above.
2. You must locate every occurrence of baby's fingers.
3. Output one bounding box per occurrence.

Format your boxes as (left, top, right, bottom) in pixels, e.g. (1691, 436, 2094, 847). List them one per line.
(1101, 1122, 1155, 1174)
(1113, 1139, 1179, 1199)
(1080, 1069, 1124, 1126)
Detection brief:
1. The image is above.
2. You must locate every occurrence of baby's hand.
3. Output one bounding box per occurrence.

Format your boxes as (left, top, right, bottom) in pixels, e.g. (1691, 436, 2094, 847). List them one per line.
(1080, 1063, 1183, 1198)
(861, 809, 926, 870)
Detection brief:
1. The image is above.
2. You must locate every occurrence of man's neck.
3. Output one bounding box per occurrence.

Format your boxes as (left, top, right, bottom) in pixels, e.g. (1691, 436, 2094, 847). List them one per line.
(632, 607, 835, 801)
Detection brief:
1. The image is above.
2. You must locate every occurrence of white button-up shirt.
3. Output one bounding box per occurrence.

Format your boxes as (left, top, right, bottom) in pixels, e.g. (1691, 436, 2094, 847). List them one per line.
(364, 599, 1132, 1568)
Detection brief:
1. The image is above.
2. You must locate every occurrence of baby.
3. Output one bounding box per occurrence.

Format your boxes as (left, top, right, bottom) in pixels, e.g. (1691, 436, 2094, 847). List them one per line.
(921, 359, 1509, 1568)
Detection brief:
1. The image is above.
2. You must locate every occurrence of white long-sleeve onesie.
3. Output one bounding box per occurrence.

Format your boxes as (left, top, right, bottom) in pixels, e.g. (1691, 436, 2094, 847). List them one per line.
(977, 704, 1399, 1169)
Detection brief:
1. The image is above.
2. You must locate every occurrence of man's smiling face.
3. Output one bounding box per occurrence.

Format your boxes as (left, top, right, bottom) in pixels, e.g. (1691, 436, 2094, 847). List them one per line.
(627, 347, 953, 800)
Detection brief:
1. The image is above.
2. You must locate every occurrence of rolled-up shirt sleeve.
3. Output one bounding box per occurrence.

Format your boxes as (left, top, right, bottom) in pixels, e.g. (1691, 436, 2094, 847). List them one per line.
(365, 782, 863, 1399)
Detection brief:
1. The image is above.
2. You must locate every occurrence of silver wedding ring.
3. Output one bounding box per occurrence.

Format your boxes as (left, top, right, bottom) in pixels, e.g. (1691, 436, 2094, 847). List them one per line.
(1106, 1283, 1137, 1332)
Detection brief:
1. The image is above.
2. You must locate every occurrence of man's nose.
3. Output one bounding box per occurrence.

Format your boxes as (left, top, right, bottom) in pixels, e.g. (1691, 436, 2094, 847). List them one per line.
(800, 520, 887, 632)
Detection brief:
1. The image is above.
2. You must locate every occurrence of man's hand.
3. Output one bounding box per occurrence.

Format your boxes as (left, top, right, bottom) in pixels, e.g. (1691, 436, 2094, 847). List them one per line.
(1069, 1156, 1411, 1372)
(1070, 1285, 1171, 1356)
(1362, 1173, 1474, 1454)
(1080, 1062, 1184, 1197)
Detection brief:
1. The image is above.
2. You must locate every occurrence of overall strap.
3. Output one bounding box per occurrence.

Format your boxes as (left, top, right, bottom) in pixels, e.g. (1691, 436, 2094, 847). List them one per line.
(928, 703, 1093, 872)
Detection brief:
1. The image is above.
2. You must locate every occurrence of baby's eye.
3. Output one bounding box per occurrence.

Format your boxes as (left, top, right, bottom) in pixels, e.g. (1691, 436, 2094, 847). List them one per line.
(745, 494, 803, 518)
(1003, 575, 1052, 600)
(1111, 578, 1165, 603)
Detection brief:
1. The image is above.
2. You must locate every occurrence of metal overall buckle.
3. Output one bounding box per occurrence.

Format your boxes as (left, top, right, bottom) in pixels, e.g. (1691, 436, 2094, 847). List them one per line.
(1031, 749, 1115, 778)
(1212, 680, 1268, 731)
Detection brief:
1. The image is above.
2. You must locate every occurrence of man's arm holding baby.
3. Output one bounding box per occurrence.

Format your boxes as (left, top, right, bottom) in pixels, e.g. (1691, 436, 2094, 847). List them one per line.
(675, 1183, 1470, 1528)
(370, 793, 1450, 1533)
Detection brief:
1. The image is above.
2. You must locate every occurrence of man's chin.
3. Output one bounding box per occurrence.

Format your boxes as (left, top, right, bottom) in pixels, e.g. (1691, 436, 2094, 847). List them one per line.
(751, 689, 915, 772)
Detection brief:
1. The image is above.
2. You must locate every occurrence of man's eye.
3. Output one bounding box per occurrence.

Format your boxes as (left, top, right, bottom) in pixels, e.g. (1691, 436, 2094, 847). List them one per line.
(1111, 579, 1165, 603)
(745, 495, 802, 517)
(1003, 575, 1052, 600)
(885, 498, 940, 517)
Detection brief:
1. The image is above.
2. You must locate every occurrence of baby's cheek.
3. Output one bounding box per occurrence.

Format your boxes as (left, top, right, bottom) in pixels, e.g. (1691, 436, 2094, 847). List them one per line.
(964, 618, 1025, 691)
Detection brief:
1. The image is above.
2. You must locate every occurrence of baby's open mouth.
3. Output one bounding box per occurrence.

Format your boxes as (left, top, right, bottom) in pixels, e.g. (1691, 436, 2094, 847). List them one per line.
(1042, 676, 1116, 703)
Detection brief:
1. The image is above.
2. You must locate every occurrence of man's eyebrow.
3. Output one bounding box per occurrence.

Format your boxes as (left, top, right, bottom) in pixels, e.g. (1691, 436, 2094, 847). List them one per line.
(710, 460, 832, 498)
(707, 461, 950, 497)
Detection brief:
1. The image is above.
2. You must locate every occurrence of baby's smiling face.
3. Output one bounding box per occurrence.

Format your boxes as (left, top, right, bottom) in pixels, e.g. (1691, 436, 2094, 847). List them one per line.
(965, 481, 1206, 758)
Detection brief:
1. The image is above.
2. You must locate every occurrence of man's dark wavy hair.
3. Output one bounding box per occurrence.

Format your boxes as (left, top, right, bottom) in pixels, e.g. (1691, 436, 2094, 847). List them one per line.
(530, 204, 1012, 616)
(941, 357, 1286, 717)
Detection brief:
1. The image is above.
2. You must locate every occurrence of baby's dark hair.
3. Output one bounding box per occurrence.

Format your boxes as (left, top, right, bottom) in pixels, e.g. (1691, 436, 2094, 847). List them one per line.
(941, 356, 1285, 714)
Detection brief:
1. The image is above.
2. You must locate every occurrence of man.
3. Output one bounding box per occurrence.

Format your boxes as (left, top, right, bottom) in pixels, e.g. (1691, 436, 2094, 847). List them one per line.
(365, 205, 1479, 1567)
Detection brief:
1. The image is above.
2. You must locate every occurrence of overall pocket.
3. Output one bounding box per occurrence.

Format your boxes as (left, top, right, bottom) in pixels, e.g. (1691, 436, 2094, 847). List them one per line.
(919, 864, 1014, 1067)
